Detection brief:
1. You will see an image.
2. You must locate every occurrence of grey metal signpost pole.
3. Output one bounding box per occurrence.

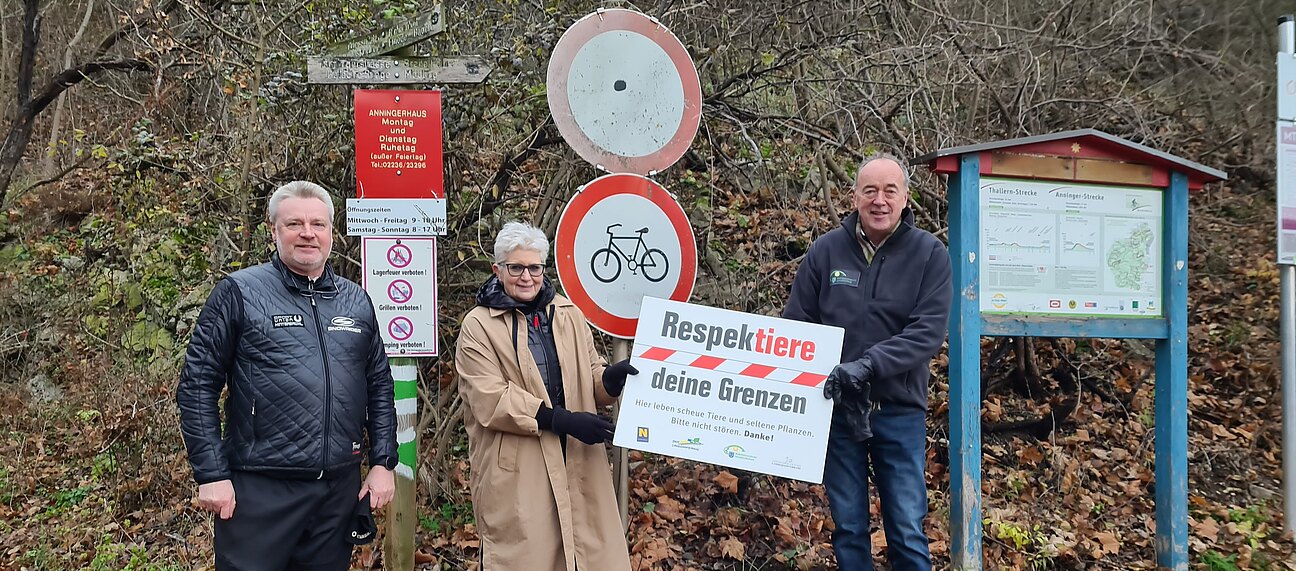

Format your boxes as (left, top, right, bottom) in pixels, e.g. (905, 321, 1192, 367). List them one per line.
(1277, 14, 1296, 533)
(612, 338, 632, 527)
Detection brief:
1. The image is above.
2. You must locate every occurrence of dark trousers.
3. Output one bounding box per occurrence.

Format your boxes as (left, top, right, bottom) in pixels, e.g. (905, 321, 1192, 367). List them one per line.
(214, 469, 361, 571)
(823, 407, 932, 571)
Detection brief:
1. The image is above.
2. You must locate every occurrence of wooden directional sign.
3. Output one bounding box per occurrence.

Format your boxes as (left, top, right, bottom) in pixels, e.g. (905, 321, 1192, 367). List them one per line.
(327, 5, 443, 57)
(307, 56, 490, 85)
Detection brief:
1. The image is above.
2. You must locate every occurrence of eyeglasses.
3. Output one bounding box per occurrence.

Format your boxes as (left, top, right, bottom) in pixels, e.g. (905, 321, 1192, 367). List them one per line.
(502, 263, 545, 277)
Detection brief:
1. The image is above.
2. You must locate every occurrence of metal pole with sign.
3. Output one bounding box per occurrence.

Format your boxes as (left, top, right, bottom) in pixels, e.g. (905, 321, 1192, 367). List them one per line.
(547, 8, 702, 527)
(1276, 14, 1296, 533)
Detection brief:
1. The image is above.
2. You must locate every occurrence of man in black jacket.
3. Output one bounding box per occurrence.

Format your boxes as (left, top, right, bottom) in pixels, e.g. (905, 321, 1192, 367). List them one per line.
(177, 180, 398, 570)
(783, 154, 952, 571)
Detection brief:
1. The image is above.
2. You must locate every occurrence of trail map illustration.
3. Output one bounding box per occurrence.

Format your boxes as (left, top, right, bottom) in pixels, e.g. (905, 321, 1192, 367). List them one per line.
(1105, 222, 1154, 291)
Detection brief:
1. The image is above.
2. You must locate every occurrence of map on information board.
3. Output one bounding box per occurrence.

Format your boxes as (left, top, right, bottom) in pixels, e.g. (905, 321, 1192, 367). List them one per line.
(979, 177, 1162, 317)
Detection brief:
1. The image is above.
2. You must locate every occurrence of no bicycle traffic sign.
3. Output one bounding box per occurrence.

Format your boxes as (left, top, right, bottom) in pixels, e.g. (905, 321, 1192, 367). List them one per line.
(555, 173, 696, 338)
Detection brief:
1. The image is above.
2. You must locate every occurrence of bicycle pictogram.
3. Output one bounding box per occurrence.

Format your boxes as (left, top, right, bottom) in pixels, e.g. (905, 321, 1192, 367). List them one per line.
(589, 223, 669, 283)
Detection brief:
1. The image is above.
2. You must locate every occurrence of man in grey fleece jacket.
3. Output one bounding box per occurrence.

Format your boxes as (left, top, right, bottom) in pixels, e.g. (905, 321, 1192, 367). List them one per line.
(783, 153, 952, 571)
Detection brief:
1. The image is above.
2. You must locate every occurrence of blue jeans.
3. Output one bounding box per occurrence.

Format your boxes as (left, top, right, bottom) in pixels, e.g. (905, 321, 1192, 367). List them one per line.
(823, 406, 931, 571)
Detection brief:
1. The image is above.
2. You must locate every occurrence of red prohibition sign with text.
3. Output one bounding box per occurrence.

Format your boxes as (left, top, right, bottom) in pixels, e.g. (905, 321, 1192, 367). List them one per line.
(555, 173, 696, 338)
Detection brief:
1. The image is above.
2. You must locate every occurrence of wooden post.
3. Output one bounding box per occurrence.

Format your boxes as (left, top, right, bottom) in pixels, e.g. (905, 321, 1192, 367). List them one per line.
(612, 338, 632, 529)
(385, 357, 418, 571)
(1154, 171, 1189, 570)
(948, 153, 983, 570)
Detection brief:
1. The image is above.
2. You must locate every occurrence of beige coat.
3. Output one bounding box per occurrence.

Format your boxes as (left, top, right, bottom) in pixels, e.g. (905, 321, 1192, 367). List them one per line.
(455, 293, 630, 571)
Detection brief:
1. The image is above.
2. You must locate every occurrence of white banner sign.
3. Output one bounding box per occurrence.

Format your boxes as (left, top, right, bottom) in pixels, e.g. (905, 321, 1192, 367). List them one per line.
(361, 237, 438, 357)
(346, 198, 447, 236)
(612, 297, 842, 483)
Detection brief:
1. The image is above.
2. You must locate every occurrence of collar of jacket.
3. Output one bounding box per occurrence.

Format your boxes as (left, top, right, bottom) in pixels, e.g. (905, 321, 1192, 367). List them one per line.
(840, 206, 915, 245)
(474, 274, 563, 317)
(271, 253, 340, 298)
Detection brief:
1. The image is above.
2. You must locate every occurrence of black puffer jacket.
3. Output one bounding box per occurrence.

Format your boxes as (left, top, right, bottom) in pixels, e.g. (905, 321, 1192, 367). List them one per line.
(177, 255, 398, 483)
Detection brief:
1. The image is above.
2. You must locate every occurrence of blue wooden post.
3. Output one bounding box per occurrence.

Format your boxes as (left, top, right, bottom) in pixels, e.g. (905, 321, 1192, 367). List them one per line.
(947, 153, 982, 570)
(1154, 171, 1189, 569)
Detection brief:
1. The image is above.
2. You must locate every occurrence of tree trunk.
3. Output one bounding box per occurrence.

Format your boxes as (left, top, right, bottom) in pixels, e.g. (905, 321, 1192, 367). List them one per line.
(0, 59, 150, 202)
(0, 0, 41, 199)
(43, 0, 95, 177)
(0, 0, 177, 201)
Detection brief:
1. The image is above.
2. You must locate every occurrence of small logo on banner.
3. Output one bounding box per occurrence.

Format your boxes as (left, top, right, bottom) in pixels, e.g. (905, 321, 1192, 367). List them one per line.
(672, 437, 702, 450)
(636, 427, 650, 442)
(991, 293, 1007, 309)
(828, 269, 860, 287)
(1048, 299, 1061, 309)
(771, 456, 802, 470)
(723, 444, 757, 461)
(273, 314, 304, 328)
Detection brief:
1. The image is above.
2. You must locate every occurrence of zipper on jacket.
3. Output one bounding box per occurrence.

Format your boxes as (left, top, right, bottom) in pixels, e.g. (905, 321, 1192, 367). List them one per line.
(871, 256, 886, 298)
(308, 290, 333, 478)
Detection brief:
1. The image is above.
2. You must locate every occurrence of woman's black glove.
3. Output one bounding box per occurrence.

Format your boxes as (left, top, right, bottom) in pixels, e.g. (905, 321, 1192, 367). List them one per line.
(602, 359, 639, 397)
(537, 405, 615, 445)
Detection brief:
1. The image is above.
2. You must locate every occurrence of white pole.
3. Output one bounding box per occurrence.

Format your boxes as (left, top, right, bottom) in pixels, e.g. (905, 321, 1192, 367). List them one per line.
(1278, 13, 1296, 533)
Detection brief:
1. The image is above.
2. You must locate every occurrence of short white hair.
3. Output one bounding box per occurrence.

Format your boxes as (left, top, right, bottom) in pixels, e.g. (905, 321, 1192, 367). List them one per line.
(268, 181, 334, 223)
(493, 221, 549, 263)
(856, 152, 911, 190)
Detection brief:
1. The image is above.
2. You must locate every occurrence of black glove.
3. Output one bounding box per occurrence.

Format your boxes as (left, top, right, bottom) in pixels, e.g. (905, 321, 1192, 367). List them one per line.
(602, 359, 639, 397)
(840, 386, 873, 441)
(542, 406, 615, 445)
(823, 355, 874, 402)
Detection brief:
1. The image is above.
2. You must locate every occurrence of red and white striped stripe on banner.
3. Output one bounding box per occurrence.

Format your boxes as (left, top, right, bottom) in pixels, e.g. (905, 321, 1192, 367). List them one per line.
(635, 346, 828, 387)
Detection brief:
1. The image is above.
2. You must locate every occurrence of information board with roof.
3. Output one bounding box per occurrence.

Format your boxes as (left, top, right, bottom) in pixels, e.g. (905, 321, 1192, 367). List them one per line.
(914, 129, 1226, 571)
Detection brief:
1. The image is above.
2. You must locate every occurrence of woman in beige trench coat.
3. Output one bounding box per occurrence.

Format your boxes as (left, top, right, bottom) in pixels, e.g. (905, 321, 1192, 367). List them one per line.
(455, 222, 637, 571)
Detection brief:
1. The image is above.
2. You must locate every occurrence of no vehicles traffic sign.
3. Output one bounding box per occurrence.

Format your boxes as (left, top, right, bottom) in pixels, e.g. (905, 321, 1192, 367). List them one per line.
(546, 9, 701, 175)
(555, 173, 696, 338)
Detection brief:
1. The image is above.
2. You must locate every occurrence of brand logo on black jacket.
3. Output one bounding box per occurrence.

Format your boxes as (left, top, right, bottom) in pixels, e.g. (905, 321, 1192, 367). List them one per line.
(328, 315, 363, 334)
(272, 314, 304, 328)
(829, 269, 860, 287)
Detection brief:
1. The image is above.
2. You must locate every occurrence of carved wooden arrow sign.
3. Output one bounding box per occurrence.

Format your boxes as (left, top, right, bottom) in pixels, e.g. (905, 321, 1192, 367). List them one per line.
(326, 4, 444, 57)
(307, 55, 491, 84)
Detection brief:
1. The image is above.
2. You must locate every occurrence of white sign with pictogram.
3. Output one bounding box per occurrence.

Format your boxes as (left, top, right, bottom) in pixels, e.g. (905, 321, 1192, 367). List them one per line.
(611, 297, 842, 483)
(362, 237, 438, 356)
(555, 173, 696, 338)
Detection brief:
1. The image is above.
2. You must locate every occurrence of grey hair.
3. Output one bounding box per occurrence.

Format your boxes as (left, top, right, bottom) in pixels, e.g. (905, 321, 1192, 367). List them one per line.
(493, 221, 550, 263)
(856, 152, 911, 189)
(268, 181, 335, 223)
